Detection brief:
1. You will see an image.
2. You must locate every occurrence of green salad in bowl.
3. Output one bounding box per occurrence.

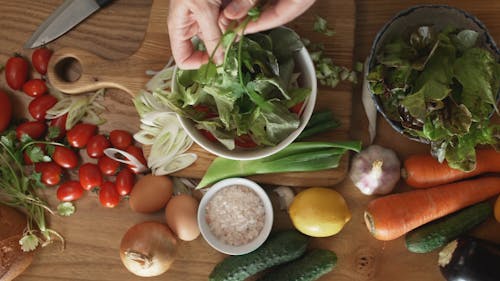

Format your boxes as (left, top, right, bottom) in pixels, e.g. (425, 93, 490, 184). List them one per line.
(165, 26, 316, 160)
(368, 5, 500, 172)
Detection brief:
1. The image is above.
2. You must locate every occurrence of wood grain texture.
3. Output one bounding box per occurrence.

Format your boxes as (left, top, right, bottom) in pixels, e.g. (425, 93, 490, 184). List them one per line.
(0, 1, 498, 281)
(44, 0, 356, 188)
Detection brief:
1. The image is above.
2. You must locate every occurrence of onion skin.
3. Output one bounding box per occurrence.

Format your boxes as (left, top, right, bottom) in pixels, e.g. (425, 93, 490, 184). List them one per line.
(120, 221, 177, 277)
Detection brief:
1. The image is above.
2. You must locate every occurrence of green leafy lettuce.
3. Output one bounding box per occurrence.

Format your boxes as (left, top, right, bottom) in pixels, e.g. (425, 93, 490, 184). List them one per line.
(168, 27, 310, 150)
(368, 26, 500, 171)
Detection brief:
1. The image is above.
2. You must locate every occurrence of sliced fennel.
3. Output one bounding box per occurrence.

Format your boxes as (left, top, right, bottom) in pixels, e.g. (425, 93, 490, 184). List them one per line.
(133, 62, 197, 175)
(45, 88, 106, 129)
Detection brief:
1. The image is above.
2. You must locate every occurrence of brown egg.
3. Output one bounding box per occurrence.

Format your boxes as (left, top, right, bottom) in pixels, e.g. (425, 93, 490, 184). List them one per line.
(165, 194, 200, 241)
(129, 174, 173, 213)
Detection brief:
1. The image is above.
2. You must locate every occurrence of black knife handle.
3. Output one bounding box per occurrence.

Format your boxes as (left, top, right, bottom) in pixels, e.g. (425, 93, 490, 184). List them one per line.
(95, 0, 113, 7)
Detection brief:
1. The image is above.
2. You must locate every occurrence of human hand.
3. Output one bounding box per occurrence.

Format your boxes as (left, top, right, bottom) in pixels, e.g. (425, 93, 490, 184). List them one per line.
(219, 0, 316, 34)
(167, 0, 225, 69)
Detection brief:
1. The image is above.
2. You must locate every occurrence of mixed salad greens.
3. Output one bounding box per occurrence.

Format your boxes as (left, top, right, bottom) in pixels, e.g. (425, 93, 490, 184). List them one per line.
(368, 26, 500, 171)
(165, 23, 311, 150)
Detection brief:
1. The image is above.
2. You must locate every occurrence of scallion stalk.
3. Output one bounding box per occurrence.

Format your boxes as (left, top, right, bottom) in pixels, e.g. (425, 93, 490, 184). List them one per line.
(196, 141, 361, 189)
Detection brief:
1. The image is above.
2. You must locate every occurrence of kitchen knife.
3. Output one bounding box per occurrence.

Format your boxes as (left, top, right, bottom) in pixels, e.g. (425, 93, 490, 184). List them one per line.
(24, 0, 113, 49)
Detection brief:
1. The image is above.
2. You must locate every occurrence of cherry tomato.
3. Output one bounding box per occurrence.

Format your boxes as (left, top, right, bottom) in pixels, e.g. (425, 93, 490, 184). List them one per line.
(98, 156, 121, 176)
(290, 101, 305, 115)
(115, 168, 135, 196)
(99, 181, 120, 208)
(199, 129, 217, 142)
(67, 123, 97, 148)
(53, 146, 78, 169)
(35, 161, 62, 186)
(193, 105, 218, 119)
(235, 134, 258, 148)
(49, 113, 68, 140)
(5, 56, 29, 90)
(109, 130, 132, 150)
(32, 47, 53, 75)
(57, 180, 84, 202)
(16, 121, 47, 140)
(125, 145, 147, 171)
(86, 134, 110, 158)
(22, 79, 48, 98)
(28, 94, 57, 121)
(79, 163, 103, 191)
(23, 143, 46, 165)
(0, 90, 12, 133)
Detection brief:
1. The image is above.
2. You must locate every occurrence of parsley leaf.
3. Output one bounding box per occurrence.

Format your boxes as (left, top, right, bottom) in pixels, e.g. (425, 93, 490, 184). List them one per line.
(57, 202, 76, 217)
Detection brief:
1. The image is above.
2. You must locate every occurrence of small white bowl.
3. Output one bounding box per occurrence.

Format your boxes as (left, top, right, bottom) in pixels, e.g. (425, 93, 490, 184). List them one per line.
(197, 178, 273, 255)
(175, 45, 317, 160)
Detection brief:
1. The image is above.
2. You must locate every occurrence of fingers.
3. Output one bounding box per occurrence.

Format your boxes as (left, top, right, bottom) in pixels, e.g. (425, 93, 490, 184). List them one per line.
(194, 4, 224, 64)
(167, 0, 223, 69)
(223, 0, 257, 20)
(245, 0, 316, 34)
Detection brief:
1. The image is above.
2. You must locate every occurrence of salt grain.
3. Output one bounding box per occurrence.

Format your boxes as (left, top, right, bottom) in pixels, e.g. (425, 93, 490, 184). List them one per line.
(205, 185, 265, 246)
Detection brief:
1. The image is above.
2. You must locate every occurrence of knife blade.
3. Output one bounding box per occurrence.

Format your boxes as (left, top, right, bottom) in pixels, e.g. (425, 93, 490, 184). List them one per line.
(24, 0, 113, 49)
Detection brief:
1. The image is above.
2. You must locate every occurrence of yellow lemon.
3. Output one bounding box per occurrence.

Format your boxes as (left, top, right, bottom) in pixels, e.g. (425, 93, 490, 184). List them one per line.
(289, 187, 351, 237)
(495, 195, 500, 223)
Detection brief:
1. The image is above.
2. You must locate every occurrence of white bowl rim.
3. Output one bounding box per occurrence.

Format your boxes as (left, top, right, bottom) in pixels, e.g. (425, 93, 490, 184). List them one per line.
(174, 45, 317, 160)
(197, 178, 274, 255)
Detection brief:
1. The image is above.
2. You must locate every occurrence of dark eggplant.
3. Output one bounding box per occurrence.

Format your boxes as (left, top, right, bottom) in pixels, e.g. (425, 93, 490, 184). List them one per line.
(438, 236, 500, 281)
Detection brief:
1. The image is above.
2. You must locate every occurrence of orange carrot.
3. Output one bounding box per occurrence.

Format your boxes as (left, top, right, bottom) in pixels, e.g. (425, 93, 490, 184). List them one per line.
(364, 177, 500, 241)
(402, 149, 500, 188)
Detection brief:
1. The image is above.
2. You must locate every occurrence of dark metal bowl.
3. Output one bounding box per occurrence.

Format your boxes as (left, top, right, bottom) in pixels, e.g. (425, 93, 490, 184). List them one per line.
(367, 5, 500, 143)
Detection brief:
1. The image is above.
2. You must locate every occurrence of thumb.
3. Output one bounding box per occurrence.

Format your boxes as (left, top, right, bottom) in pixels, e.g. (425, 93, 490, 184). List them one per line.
(223, 0, 257, 20)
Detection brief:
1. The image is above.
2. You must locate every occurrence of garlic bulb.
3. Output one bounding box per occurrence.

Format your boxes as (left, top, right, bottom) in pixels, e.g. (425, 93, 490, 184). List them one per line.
(349, 145, 400, 195)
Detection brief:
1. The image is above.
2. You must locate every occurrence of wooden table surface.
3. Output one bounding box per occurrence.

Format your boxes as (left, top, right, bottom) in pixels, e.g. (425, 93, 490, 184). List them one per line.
(1, 1, 499, 281)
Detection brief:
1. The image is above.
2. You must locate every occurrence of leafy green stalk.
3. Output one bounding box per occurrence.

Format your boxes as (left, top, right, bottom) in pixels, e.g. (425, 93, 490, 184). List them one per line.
(0, 132, 64, 251)
(196, 141, 361, 188)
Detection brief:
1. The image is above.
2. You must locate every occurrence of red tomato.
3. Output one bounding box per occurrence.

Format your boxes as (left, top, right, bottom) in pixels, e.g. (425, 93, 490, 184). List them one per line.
(98, 156, 121, 176)
(23, 143, 46, 165)
(78, 163, 103, 191)
(235, 134, 258, 148)
(28, 94, 57, 121)
(0, 90, 12, 133)
(32, 47, 53, 75)
(99, 181, 120, 208)
(109, 130, 132, 150)
(22, 79, 48, 98)
(49, 113, 68, 140)
(289, 101, 305, 115)
(5, 56, 29, 90)
(86, 134, 110, 158)
(67, 123, 97, 148)
(193, 105, 218, 118)
(115, 168, 135, 196)
(53, 146, 78, 169)
(35, 161, 62, 186)
(16, 121, 47, 140)
(199, 129, 217, 142)
(57, 180, 84, 202)
(125, 145, 147, 171)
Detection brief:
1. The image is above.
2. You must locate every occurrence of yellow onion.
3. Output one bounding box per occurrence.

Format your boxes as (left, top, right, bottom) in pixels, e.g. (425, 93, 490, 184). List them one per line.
(119, 221, 177, 277)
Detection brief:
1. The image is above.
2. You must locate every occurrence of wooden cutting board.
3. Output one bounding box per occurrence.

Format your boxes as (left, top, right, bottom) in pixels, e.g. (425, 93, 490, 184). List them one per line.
(45, 0, 356, 187)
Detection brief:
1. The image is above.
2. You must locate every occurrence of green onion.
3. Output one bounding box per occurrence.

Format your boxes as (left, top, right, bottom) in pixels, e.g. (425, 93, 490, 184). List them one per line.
(196, 141, 361, 189)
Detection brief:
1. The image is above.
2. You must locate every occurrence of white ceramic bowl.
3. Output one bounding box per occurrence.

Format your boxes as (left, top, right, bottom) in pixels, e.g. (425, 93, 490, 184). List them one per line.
(197, 178, 273, 255)
(174, 46, 317, 160)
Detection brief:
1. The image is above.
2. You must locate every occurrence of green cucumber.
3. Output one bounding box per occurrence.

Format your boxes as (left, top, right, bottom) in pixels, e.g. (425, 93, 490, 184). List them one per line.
(405, 202, 492, 253)
(257, 249, 337, 281)
(209, 230, 309, 281)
